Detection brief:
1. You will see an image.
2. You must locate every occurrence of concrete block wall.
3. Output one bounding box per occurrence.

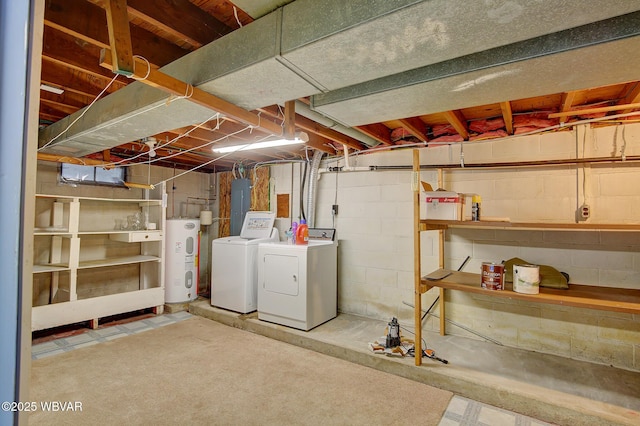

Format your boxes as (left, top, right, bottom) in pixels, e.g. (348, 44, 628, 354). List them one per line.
(282, 122, 640, 371)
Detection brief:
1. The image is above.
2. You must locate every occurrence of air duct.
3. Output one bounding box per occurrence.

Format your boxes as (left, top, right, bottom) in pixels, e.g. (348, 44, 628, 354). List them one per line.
(293, 100, 379, 147)
(38, 0, 640, 156)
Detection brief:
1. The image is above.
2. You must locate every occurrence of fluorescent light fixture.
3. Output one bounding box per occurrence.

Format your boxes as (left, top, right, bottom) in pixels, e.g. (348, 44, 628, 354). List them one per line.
(40, 84, 64, 95)
(213, 132, 308, 153)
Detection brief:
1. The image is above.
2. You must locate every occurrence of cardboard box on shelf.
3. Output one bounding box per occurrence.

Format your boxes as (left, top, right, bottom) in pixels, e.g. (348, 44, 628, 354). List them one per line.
(420, 191, 461, 220)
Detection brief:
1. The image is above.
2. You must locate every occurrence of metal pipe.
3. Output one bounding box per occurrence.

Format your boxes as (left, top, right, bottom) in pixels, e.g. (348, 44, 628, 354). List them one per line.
(306, 150, 324, 227)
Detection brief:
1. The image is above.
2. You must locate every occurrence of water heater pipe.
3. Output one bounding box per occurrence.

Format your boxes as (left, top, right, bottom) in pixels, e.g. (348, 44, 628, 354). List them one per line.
(305, 150, 324, 228)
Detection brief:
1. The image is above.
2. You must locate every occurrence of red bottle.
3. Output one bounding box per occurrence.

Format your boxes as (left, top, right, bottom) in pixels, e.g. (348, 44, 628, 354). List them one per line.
(296, 219, 308, 245)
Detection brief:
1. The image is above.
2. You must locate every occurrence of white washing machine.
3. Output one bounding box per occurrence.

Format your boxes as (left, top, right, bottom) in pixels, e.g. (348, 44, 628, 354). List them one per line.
(211, 211, 278, 313)
(257, 229, 337, 331)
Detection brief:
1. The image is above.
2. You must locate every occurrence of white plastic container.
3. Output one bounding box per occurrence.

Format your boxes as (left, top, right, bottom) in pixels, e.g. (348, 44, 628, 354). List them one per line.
(513, 264, 540, 294)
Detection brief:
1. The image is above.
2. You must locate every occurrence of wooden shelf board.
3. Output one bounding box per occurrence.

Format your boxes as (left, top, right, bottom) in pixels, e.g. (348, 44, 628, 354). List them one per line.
(422, 271, 640, 314)
(34, 229, 72, 236)
(78, 255, 160, 269)
(33, 264, 70, 273)
(421, 219, 640, 232)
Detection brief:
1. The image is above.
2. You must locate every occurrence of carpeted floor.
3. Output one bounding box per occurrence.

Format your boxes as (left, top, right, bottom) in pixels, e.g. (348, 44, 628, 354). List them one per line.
(30, 316, 453, 425)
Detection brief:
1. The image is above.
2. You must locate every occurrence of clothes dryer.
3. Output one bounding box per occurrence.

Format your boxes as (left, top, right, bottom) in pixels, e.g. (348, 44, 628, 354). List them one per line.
(257, 230, 337, 331)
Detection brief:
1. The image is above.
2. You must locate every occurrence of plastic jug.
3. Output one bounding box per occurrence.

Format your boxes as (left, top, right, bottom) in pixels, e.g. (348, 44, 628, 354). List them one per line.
(296, 219, 308, 245)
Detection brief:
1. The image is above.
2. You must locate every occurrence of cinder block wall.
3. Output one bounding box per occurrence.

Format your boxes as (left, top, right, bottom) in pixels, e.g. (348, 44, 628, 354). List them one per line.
(294, 122, 640, 371)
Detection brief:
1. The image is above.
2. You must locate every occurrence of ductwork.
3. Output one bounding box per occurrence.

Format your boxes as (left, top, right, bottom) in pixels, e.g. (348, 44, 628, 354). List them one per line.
(293, 100, 379, 147)
(312, 11, 640, 126)
(38, 0, 640, 156)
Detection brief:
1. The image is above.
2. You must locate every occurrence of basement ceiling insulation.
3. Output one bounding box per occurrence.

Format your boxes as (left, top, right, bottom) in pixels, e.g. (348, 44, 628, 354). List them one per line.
(38, 0, 640, 158)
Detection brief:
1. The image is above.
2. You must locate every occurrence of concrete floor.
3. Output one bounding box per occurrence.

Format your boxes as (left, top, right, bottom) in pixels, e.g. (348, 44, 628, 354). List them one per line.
(189, 299, 640, 426)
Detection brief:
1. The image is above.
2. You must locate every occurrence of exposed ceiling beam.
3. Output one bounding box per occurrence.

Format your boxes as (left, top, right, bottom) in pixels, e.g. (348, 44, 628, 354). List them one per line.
(37, 152, 116, 166)
(548, 102, 640, 118)
(442, 110, 469, 140)
(500, 101, 513, 135)
(42, 27, 129, 86)
(39, 98, 81, 116)
(105, 0, 135, 75)
(40, 59, 122, 98)
(44, 0, 187, 67)
(284, 100, 296, 139)
(399, 117, 428, 142)
(126, 0, 232, 48)
(355, 124, 392, 145)
(560, 91, 578, 112)
(619, 83, 640, 114)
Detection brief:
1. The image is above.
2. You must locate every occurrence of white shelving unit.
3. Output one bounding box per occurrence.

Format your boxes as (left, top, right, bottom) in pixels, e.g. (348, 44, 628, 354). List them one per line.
(32, 187, 166, 331)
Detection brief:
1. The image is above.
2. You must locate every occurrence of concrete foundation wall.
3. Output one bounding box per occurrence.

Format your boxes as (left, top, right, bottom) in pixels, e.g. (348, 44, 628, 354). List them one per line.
(270, 122, 640, 372)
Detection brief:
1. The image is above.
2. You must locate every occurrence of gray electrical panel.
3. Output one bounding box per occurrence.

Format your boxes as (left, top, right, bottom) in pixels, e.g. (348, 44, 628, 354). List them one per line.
(230, 178, 251, 236)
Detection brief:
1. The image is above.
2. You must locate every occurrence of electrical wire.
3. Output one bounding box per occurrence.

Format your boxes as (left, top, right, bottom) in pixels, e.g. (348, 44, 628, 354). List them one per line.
(299, 159, 308, 221)
(100, 113, 223, 168)
(232, 6, 243, 28)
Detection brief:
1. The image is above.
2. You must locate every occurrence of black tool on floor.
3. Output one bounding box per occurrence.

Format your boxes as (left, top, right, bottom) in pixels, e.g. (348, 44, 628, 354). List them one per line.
(385, 317, 401, 348)
(423, 348, 448, 364)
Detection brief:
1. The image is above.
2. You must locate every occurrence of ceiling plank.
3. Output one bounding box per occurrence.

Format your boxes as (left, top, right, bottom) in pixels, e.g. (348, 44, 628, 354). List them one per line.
(399, 117, 428, 142)
(39, 98, 81, 116)
(500, 101, 513, 135)
(548, 102, 640, 119)
(100, 49, 283, 136)
(560, 91, 578, 112)
(104, 0, 135, 75)
(126, 0, 232, 48)
(355, 124, 392, 145)
(284, 100, 296, 139)
(44, 0, 187, 67)
(442, 110, 469, 140)
(619, 83, 640, 114)
(40, 60, 123, 98)
(42, 27, 128, 84)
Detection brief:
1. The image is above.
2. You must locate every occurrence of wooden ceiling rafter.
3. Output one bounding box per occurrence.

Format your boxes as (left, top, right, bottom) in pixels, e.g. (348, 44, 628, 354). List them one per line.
(44, 0, 187, 67)
(548, 102, 640, 119)
(399, 117, 429, 142)
(442, 110, 469, 140)
(560, 90, 578, 112)
(42, 28, 128, 85)
(619, 83, 640, 114)
(105, 0, 135, 75)
(355, 123, 393, 146)
(500, 101, 514, 135)
(125, 0, 232, 48)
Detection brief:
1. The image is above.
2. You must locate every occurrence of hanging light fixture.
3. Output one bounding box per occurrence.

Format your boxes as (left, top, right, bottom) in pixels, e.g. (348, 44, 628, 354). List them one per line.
(213, 131, 309, 153)
(143, 137, 157, 157)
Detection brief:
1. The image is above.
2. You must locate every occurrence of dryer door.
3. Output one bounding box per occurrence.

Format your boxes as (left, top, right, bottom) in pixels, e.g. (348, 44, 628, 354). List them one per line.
(264, 254, 299, 296)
